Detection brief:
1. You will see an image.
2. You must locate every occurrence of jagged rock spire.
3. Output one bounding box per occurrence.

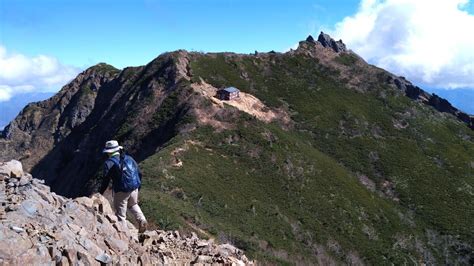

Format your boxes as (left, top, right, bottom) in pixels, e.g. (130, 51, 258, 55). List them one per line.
(317, 31, 347, 53)
(299, 32, 347, 53)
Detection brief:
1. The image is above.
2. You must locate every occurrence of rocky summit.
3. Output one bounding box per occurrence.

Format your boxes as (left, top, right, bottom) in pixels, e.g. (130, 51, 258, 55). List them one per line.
(0, 32, 473, 264)
(0, 160, 250, 265)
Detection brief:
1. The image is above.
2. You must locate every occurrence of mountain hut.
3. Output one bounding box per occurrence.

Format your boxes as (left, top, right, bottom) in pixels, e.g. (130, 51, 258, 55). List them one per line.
(216, 87, 240, 100)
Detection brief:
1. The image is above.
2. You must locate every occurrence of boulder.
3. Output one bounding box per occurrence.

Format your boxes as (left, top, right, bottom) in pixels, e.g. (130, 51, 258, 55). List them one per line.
(194, 255, 213, 264)
(0, 160, 24, 178)
(95, 253, 112, 264)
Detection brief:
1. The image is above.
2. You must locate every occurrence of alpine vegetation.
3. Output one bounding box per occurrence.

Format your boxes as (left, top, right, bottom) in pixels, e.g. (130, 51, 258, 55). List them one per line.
(1, 33, 473, 264)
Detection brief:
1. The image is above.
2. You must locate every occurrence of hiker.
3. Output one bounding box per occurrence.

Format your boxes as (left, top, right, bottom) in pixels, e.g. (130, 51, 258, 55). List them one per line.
(99, 140, 148, 233)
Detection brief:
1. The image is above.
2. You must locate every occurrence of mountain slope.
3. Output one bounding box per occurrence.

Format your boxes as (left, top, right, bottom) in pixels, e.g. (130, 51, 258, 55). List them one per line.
(0, 33, 473, 264)
(0, 160, 250, 264)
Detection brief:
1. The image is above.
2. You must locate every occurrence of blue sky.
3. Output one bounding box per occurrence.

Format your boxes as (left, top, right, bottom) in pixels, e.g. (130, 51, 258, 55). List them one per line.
(1, 0, 359, 68)
(0, 0, 473, 115)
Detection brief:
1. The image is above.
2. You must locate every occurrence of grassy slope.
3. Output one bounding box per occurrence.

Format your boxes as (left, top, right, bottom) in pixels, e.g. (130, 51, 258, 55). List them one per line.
(139, 52, 474, 264)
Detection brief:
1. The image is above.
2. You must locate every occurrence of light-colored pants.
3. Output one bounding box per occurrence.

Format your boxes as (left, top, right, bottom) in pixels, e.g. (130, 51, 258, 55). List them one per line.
(113, 189, 147, 224)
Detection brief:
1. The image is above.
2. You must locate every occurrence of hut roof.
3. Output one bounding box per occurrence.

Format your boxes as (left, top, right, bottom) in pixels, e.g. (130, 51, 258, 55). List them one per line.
(223, 87, 239, 93)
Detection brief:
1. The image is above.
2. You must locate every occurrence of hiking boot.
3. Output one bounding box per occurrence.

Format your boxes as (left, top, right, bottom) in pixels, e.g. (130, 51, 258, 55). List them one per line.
(138, 221, 147, 233)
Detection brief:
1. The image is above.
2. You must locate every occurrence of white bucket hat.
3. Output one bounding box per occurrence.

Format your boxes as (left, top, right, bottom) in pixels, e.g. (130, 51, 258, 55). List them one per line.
(103, 140, 123, 153)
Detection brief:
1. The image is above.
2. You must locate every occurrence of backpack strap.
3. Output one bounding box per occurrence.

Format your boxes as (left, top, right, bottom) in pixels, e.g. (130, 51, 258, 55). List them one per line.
(107, 156, 120, 167)
(107, 156, 123, 176)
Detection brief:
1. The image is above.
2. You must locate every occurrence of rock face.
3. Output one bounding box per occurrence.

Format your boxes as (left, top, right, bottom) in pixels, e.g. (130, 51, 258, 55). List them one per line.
(0, 160, 251, 265)
(300, 32, 348, 53)
(298, 33, 473, 130)
(317, 32, 347, 53)
(388, 76, 474, 129)
(305, 35, 316, 43)
(0, 53, 194, 197)
(0, 64, 118, 171)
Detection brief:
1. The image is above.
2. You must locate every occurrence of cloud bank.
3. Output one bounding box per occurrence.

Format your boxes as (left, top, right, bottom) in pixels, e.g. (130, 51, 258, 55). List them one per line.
(0, 46, 81, 101)
(330, 0, 474, 89)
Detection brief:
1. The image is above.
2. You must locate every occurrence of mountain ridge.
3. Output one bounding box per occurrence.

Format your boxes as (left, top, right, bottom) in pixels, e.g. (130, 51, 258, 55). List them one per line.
(0, 92, 55, 130)
(303, 32, 473, 129)
(3, 32, 471, 135)
(427, 88, 474, 115)
(0, 32, 473, 264)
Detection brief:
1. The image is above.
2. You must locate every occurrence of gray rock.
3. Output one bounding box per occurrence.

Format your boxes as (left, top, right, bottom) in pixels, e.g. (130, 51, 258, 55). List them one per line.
(0, 160, 24, 178)
(10, 225, 25, 233)
(18, 176, 30, 186)
(21, 200, 39, 217)
(0, 160, 253, 265)
(317, 32, 347, 53)
(194, 255, 213, 263)
(48, 246, 62, 263)
(105, 213, 117, 223)
(77, 251, 98, 265)
(105, 236, 128, 254)
(95, 252, 112, 264)
(32, 178, 45, 185)
(217, 243, 239, 257)
(63, 248, 78, 262)
(196, 240, 209, 248)
(5, 205, 18, 212)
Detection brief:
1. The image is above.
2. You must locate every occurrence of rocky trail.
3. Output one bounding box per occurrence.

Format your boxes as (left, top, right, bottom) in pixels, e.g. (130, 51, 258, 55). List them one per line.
(0, 160, 251, 265)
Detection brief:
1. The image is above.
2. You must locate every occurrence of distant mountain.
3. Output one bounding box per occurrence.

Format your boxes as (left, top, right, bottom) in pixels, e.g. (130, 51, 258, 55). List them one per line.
(0, 92, 54, 129)
(426, 88, 474, 115)
(0, 33, 473, 264)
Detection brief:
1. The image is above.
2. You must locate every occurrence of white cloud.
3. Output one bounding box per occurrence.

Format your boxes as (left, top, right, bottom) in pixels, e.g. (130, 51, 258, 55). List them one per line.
(284, 43, 300, 52)
(0, 46, 81, 101)
(0, 85, 12, 101)
(328, 0, 474, 88)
